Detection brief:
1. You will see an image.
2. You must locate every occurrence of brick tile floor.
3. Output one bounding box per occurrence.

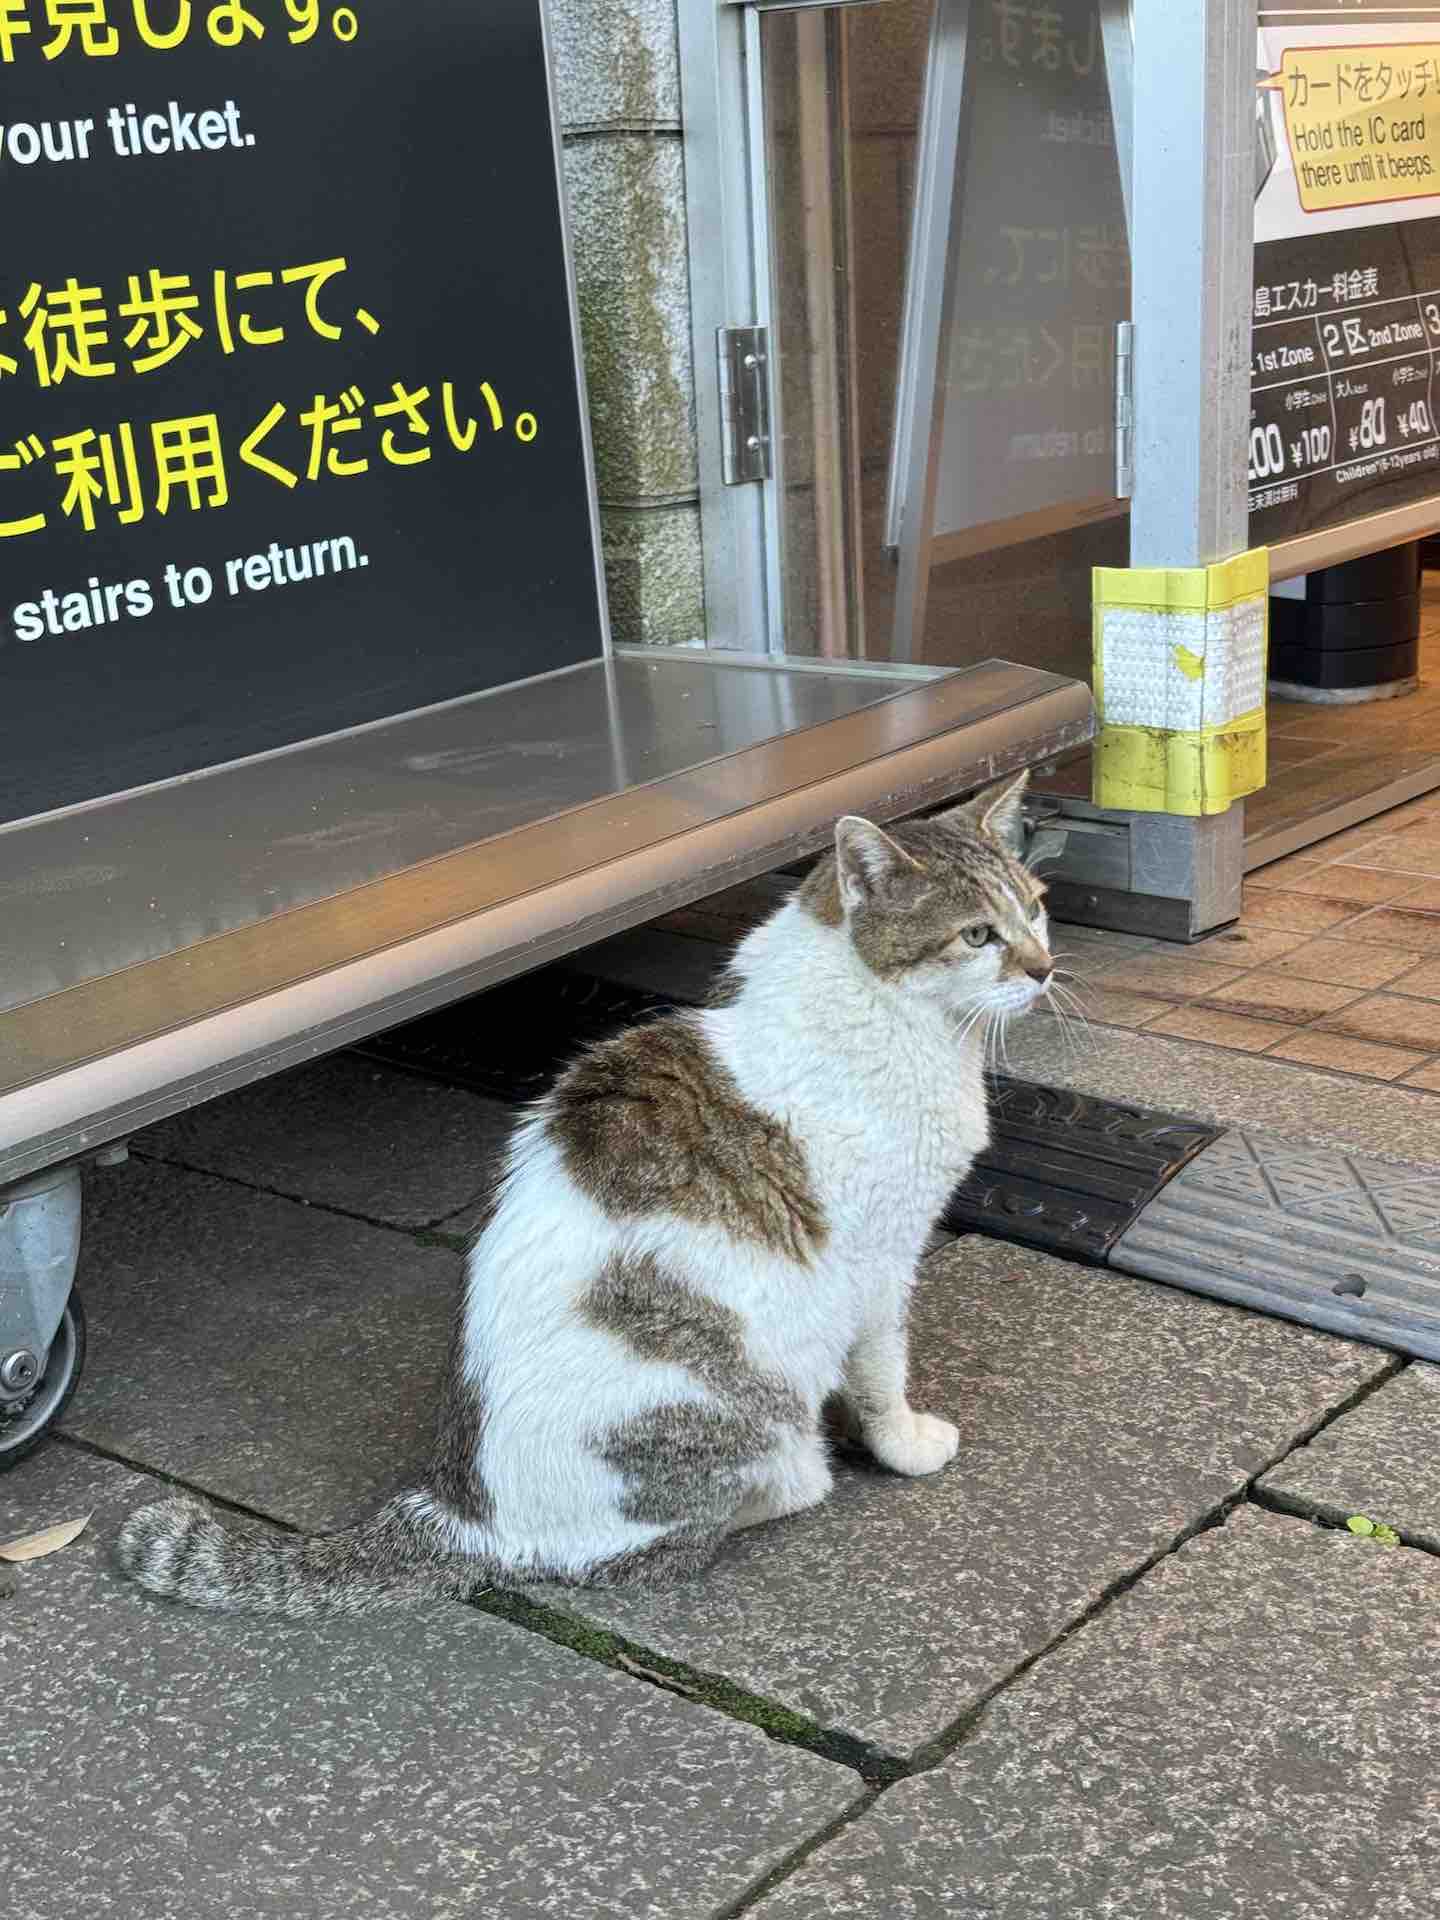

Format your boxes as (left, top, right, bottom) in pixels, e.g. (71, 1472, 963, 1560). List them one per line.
(1048, 787, 1440, 1094)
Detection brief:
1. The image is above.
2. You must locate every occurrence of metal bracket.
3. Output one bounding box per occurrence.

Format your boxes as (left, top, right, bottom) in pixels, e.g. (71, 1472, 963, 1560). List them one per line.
(717, 325, 772, 485)
(1022, 798, 1073, 871)
(1114, 319, 1134, 499)
(0, 1163, 82, 1401)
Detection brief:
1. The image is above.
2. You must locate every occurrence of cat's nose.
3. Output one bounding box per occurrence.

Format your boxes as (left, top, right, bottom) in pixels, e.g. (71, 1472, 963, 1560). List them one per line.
(1024, 956, 1054, 985)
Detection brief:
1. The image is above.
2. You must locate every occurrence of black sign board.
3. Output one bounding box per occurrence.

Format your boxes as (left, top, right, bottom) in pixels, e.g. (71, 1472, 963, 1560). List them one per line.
(0, 0, 605, 826)
(1250, 216, 1440, 545)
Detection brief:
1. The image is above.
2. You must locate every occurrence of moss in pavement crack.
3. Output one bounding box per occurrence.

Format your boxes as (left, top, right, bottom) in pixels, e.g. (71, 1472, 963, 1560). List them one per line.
(411, 1227, 470, 1253)
(470, 1588, 904, 1783)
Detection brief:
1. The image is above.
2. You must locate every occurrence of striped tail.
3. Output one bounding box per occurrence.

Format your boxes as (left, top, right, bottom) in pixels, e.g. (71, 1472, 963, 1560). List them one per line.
(115, 1492, 486, 1618)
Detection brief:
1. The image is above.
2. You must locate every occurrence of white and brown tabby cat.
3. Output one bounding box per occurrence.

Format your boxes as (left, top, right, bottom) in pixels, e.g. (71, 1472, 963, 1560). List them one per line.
(117, 770, 1054, 1615)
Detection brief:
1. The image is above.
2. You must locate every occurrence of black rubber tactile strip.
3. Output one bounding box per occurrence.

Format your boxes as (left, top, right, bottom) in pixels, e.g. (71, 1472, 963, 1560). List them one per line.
(352, 968, 674, 1104)
(354, 970, 1219, 1265)
(939, 1080, 1221, 1264)
(1113, 1129, 1440, 1361)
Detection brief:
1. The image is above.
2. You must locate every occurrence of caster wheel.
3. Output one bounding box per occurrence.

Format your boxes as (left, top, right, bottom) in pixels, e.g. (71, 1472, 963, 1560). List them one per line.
(0, 1291, 86, 1469)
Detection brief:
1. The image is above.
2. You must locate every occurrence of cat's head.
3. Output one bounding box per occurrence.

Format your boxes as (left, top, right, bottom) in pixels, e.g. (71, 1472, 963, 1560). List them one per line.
(803, 770, 1053, 1018)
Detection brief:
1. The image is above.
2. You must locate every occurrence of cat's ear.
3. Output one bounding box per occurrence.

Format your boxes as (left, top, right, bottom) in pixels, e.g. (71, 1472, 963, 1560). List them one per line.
(942, 769, 1029, 856)
(834, 817, 923, 914)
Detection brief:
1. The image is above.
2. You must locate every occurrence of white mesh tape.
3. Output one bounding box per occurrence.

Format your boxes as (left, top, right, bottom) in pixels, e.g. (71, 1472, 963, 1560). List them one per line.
(1100, 596, 1266, 733)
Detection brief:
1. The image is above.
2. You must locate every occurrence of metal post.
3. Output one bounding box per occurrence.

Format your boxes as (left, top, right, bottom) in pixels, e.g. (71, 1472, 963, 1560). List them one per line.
(1130, 0, 1253, 568)
(1131, 0, 1255, 931)
(1050, 0, 1257, 938)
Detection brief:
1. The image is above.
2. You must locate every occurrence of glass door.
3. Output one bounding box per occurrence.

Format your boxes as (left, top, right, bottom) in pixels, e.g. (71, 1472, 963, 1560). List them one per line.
(749, 0, 1132, 680)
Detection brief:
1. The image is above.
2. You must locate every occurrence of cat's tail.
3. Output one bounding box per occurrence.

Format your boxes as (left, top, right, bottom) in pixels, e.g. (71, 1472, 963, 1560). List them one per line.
(115, 1490, 490, 1618)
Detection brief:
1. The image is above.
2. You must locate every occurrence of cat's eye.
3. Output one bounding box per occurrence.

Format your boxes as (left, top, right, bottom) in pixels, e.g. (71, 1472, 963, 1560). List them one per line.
(960, 924, 990, 948)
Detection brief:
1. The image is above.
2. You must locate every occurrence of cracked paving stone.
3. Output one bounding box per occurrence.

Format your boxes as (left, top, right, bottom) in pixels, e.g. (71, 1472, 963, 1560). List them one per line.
(1, 1447, 860, 1920)
(135, 1053, 513, 1230)
(535, 1240, 1388, 1758)
(1260, 1362, 1440, 1553)
(747, 1507, 1440, 1920)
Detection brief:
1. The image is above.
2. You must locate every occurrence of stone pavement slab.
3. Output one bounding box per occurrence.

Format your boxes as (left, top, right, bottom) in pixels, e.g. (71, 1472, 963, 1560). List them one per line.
(1008, 1019, 1440, 1163)
(537, 1241, 1390, 1759)
(135, 1053, 513, 1229)
(62, 1159, 462, 1527)
(748, 1508, 1440, 1919)
(1260, 1362, 1440, 1553)
(2, 1446, 859, 1920)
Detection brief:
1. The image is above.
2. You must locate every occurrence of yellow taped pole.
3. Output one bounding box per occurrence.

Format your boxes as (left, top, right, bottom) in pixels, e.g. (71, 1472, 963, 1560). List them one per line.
(1091, 549, 1270, 817)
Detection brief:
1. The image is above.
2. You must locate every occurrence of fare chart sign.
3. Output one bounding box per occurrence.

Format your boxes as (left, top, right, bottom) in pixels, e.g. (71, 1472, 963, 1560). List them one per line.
(1252, 10, 1440, 544)
(0, 0, 604, 825)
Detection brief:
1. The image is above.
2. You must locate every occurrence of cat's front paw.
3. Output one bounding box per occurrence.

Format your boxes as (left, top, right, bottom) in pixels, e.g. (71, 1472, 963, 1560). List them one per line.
(865, 1408, 959, 1477)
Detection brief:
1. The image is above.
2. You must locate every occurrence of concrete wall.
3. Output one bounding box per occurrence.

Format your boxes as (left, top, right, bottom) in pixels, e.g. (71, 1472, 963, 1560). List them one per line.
(551, 0, 705, 647)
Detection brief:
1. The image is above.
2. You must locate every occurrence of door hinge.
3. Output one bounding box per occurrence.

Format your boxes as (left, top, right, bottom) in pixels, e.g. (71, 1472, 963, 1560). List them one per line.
(1114, 319, 1134, 499)
(717, 325, 772, 485)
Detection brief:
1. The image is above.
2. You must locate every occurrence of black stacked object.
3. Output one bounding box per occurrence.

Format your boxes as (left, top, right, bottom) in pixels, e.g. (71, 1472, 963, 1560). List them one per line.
(1269, 543, 1420, 697)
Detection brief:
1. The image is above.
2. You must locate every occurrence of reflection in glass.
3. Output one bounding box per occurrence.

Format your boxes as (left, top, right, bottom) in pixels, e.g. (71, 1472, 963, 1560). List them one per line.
(759, 0, 1131, 678)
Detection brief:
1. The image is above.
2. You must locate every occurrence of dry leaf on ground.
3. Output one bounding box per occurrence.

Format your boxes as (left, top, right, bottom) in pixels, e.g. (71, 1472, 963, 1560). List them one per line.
(0, 1512, 94, 1563)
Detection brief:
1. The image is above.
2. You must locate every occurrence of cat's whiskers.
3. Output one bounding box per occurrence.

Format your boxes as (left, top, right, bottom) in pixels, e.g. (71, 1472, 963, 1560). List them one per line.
(1048, 957, 1088, 981)
(1049, 967, 1091, 1006)
(998, 1010, 1017, 1076)
(1047, 973, 1090, 1012)
(1049, 996, 1084, 1061)
(1052, 990, 1098, 1036)
(1035, 981, 1075, 1056)
(950, 1001, 991, 1055)
(979, 1007, 1007, 1078)
(1043, 979, 1099, 1056)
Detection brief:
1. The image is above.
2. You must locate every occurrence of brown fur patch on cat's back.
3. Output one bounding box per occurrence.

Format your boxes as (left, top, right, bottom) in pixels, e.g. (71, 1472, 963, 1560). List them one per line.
(549, 1017, 827, 1262)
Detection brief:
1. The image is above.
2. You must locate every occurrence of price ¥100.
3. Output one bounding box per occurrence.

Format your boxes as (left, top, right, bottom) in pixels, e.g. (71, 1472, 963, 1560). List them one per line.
(1248, 420, 1335, 482)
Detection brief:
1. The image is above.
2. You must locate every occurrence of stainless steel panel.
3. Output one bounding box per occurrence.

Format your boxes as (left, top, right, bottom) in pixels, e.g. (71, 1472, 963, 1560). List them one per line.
(1, 651, 933, 1017)
(1270, 503, 1440, 586)
(0, 658, 1092, 1179)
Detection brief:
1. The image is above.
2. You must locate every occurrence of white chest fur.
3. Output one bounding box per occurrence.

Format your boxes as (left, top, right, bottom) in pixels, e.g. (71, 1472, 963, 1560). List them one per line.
(705, 903, 992, 1264)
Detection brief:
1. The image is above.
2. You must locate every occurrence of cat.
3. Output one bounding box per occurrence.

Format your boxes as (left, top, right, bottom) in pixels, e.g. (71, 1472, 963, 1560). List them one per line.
(116, 769, 1054, 1616)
